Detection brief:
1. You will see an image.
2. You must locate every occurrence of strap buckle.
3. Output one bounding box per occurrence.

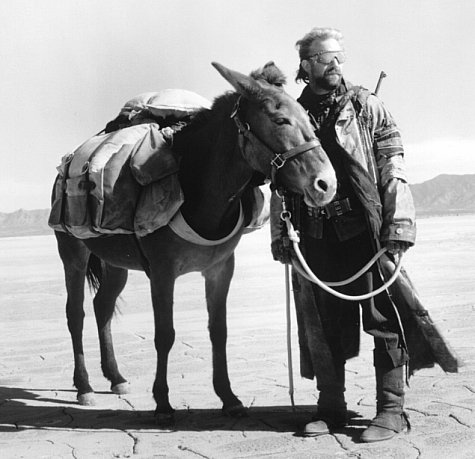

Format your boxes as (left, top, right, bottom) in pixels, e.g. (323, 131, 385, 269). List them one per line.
(271, 154, 286, 169)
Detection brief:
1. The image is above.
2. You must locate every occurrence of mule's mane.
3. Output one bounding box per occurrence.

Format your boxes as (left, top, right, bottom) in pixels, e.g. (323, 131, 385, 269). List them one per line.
(171, 91, 239, 199)
(189, 92, 237, 130)
(249, 61, 287, 87)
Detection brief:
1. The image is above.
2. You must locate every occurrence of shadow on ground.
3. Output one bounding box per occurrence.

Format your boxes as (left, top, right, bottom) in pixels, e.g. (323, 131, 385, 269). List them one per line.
(0, 386, 367, 441)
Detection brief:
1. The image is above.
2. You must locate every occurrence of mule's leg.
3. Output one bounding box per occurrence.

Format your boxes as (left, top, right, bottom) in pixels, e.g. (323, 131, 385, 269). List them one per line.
(56, 232, 95, 405)
(92, 263, 130, 395)
(204, 253, 247, 417)
(149, 270, 176, 424)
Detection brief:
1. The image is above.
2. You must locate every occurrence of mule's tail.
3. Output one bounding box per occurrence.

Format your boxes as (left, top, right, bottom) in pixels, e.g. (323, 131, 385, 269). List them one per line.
(86, 253, 103, 293)
(86, 254, 123, 314)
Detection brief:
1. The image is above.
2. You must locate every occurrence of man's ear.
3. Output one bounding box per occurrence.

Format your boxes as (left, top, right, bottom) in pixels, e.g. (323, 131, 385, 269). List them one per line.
(301, 60, 311, 74)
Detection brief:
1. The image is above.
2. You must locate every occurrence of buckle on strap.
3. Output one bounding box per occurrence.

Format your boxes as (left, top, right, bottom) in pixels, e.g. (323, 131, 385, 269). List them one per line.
(271, 154, 286, 169)
(271, 139, 321, 170)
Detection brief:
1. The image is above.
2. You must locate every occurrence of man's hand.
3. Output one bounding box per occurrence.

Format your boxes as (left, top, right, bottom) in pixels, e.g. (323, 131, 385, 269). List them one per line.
(385, 240, 411, 259)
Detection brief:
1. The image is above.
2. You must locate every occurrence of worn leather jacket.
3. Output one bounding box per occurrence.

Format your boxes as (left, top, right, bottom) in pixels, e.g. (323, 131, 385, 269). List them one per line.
(271, 83, 416, 253)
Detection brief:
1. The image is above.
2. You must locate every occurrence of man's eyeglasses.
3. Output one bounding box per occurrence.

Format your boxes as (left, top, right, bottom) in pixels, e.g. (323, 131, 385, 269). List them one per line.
(306, 50, 346, 65)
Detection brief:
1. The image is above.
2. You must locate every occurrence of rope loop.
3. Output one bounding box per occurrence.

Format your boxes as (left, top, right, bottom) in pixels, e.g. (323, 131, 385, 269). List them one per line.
(283, 211, 402, 300)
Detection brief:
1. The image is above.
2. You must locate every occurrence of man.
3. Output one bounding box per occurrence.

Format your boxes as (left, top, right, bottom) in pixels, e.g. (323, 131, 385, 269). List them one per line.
(271, 27, 416, 442)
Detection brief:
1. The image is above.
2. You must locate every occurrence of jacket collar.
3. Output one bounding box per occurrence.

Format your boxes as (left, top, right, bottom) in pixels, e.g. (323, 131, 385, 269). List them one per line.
(297, 79, 352, 113)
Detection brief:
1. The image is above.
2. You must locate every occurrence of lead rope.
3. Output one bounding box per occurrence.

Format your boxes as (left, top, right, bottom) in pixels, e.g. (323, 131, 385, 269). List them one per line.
(285, 262, 296, 412)
(281, 211, 403, 301)
(280, 198, 296, 411)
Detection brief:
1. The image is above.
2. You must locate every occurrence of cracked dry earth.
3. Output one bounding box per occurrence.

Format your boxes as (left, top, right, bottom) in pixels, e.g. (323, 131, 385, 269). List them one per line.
(1, 214, 475, 458)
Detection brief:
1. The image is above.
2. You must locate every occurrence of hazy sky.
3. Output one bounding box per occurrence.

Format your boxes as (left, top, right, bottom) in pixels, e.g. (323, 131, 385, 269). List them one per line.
(1, 0, 474, 212)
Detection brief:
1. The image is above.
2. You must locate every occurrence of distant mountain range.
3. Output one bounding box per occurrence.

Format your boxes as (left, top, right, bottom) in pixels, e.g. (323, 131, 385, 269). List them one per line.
(1, 174, 474, 238)
(0, 208, 52, 238)
(409, 174, 475, 216)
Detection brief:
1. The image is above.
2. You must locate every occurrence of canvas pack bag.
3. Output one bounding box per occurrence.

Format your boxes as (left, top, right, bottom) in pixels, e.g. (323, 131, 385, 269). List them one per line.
(49, 124, 151, 238)
(49, 89, 211, 238)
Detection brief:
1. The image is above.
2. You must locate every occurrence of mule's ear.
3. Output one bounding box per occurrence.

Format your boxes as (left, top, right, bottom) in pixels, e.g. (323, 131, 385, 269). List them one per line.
(212, 62, 263, 101)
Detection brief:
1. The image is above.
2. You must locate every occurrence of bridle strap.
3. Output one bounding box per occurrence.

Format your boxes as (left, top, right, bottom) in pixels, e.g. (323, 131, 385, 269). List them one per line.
(270, 139, 320, 169)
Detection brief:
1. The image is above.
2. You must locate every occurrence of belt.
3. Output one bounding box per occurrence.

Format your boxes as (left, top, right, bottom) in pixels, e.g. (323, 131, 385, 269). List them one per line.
(308, 197, 353, 220)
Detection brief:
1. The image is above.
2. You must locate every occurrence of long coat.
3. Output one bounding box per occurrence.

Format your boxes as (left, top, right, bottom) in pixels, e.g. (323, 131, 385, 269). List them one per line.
(270, 83, 459, 384)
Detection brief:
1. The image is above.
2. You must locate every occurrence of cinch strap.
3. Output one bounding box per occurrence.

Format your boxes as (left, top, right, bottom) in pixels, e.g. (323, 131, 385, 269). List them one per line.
(168, 202, 244, 246)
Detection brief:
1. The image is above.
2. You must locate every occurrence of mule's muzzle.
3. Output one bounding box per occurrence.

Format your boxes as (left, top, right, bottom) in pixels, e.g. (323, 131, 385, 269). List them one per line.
(303, 172, 337, 209)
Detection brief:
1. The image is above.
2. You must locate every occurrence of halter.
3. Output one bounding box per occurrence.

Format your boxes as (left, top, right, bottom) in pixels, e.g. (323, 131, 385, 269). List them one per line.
(230, 96, 320, 184)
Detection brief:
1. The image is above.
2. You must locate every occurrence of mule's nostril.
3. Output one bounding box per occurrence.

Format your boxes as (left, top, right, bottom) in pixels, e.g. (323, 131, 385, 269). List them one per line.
(316, 179, 328, 192)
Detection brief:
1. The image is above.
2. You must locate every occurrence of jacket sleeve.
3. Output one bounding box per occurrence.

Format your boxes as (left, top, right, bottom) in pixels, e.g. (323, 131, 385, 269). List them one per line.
(366, 95, 416, 245)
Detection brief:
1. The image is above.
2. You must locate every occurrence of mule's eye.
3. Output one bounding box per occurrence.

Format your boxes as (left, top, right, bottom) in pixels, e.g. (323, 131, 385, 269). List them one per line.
(274, 117, 291, 126)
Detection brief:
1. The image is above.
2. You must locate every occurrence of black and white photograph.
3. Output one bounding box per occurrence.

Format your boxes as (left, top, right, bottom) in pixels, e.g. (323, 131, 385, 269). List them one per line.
(1, 1, 474, 457)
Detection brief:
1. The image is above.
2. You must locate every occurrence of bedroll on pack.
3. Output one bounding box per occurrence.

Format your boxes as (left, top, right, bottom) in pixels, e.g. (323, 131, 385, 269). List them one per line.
(49, 123, 182, 238)
(120, 89, 212, 120)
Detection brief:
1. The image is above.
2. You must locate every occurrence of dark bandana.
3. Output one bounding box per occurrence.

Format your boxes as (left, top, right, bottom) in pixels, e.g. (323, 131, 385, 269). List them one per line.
(297, 81, 348, 135)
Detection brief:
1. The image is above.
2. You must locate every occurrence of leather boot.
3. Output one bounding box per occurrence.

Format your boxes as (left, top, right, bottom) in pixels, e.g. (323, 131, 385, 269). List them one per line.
(360, 364, 410, 443)
(304, 364, 347, 437)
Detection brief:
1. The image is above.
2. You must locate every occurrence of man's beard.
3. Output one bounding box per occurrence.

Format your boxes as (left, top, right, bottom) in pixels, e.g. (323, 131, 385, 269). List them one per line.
(314, 72, 342, 91)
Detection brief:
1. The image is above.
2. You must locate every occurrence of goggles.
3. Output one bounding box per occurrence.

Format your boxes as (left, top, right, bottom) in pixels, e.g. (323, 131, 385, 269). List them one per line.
(306, 50, 346, 65)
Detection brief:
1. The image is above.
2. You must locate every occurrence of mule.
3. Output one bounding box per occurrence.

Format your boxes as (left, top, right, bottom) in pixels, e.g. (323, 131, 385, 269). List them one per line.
(54, 62, 336, 423)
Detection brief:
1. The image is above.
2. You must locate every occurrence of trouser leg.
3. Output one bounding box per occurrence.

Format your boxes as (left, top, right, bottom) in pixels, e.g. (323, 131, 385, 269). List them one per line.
(301, 235, 360, 437)
(360, 363, 409, 442)
(311, 291, 352, 430)
(304, 360, 348, 437)
(316, 360, 347, 423)
(359, 270, 410, 442)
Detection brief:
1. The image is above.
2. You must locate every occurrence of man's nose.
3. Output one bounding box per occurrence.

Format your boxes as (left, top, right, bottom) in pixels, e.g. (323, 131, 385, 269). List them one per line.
(328, 58, 341, 70)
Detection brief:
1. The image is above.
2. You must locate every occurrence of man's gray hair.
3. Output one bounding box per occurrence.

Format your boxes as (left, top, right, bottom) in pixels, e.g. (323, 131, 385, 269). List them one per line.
(295, 27, 344, 83)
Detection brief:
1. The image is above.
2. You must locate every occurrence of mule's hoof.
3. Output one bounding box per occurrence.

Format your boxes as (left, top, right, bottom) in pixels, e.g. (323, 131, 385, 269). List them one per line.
(77, 392, 96, 406)
(155, 412, 175, 427)
(111, 382, 130, 395)
(223, 403, 248, 418)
